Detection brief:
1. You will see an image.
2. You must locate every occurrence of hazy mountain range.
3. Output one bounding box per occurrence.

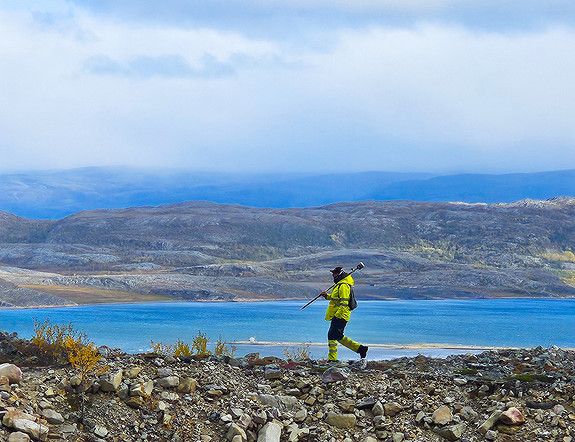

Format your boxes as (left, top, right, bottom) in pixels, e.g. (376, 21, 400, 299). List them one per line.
(0, 167, 574, 219)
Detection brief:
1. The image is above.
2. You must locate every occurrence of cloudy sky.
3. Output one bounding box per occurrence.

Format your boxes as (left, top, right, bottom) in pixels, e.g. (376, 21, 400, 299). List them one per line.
(1, 0, 575, 174)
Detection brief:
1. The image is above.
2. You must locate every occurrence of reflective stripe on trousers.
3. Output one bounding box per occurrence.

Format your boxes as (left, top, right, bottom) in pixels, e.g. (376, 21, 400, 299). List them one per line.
(328, 336, 361, 361)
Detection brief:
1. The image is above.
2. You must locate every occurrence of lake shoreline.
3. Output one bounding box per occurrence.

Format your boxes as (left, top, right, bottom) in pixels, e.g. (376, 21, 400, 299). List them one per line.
(3, 294, 575, 310)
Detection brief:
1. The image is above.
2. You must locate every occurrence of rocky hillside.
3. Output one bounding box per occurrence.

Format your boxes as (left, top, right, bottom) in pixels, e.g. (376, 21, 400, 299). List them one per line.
(0, 331, 574, 441)
(0, 198, 575, 306)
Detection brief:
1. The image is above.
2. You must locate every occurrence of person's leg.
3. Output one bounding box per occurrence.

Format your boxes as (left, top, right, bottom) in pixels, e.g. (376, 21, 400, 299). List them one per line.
(328, 340, 338, 361)
(333, 320, 369, 358)
(327, 318, 346, 361)
(337, 335, 360, 352)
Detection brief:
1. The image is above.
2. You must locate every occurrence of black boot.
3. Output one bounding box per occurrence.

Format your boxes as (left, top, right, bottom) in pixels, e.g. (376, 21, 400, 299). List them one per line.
(358, 345, 368, 359)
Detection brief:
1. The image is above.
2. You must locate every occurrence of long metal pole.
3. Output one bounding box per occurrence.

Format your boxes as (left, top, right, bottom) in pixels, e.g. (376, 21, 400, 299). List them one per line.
(300, 262, 364, 310)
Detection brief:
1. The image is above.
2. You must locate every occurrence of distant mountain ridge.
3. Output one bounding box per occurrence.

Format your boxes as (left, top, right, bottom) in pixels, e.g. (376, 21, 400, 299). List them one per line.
(0, 197, 574, 307)
(0, 167, 573, 219)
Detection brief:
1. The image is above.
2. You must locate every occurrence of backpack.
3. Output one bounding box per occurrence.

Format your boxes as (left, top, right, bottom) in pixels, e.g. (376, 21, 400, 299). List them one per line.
(343, 283, 357, 311)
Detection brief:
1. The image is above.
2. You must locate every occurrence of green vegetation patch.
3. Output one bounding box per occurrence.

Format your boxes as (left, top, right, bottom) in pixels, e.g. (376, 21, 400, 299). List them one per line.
(456, 368, 479, 375)
(508, 373, 555, 383)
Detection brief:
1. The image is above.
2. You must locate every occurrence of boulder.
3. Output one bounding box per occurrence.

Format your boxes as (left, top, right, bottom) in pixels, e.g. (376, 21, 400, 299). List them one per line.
(99, 369, 122, 392)
(294, 408, 307, 422)
(384, 402, 403, 417)
(8, 432, 30, 442)
(326, 412, 356, 429)
(125, 396, 144, 409)
(322, 367, 348, 383)
(432, 406, 452, 425)
(41, 408, 64, 425)
(130, 380, 153, 397)
(257, 422, 281, 442)
(499, 407, 525, 425)
(3, 410, 36, 428)
(227, 423, 247, 441)
(433, 423, 466, 441)
(94, 425, 109, 438)
(372, 401, 384, 416)
(11, 418, 48, 440)
(160, 391, 179, 401)
(157, 376, 180, 388)
(264, 366, 282, 380)
(123, 367, 142, 378)
(0, 364, 22, 384)
(356, 397, 376, 410)
(460, 406, 478, 422)
(478, 411, 502, 435)
(177, 377, 198, 394)
(255, 394, 298, 410)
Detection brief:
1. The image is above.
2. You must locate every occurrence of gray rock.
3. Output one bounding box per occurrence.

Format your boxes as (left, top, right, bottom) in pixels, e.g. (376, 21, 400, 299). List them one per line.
(264, 366, 282, 380)
(123, 367, 142, 378)
(257, 422, 281, 442)
(256, 394, 298, 410)
(415, 411, 426, 424)
(157, 367, 173, 377)
(322, 367, 349, 383)
(433, 423, 466, 441)
(460, 406, 478, 422)
(294, 408, 307, 422)
(157, 375, 180, 388)
(384, 402, 403, 417)
(326, 412, 356, 429)
(177, 377, 198, 394)
(117, 383, 130, 400)
(485, 429, 498, 440)
(432, 405, 452, 425)
(94, 425, 109, 438)
(227, 423, 247, 441)
(372, 401, 384, 416)
(478, 411, 503, 435)
(8, 432, 30, 442)
(41, 408, 64, 425)
(12, 419, 48, 440)
(0, 364, 22, 384)
(130, 380, 153, 397)
(99, 369, 122, 392)
(356, 397, 376, 410)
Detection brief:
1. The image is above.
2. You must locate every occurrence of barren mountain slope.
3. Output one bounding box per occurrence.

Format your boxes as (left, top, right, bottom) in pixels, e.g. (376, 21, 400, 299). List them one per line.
(0, 198, 574, 306)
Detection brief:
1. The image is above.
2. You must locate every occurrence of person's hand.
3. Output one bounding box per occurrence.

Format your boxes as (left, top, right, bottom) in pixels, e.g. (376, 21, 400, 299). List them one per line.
(320, 291, 327, 299)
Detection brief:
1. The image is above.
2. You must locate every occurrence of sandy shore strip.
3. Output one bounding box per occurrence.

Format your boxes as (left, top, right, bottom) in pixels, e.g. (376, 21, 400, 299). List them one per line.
(231, 341, 522, 350)
(229, 341, 574, 360)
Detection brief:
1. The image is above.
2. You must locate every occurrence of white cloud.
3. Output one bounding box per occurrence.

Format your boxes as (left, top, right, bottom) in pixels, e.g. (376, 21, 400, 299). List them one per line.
(0, 2, 574, 173)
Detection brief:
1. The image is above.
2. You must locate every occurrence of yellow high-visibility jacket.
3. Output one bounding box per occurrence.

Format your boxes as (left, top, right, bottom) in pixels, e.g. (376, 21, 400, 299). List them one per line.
(325, 274, 354, 322)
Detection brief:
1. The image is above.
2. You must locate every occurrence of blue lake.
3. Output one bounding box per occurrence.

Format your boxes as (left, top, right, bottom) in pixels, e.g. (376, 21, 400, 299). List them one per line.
(0, 299, 573, 360)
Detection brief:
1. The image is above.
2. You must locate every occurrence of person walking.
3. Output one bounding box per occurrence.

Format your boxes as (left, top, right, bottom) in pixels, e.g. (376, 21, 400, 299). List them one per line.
(320, 266, 368, 363)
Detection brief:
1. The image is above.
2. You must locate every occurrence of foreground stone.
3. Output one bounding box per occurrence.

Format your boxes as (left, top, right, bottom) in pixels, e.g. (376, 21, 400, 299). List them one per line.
(257, 422, 281, 442)
(0, 364, 22, 384)
(326, 412, 356, 429)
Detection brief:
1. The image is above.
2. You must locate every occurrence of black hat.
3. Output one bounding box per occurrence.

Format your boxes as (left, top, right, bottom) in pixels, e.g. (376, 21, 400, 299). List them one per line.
(330, 266, 344, 275)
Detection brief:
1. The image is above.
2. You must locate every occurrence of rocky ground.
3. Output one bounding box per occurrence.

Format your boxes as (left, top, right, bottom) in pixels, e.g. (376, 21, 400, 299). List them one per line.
(0, 331, 574, 441)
